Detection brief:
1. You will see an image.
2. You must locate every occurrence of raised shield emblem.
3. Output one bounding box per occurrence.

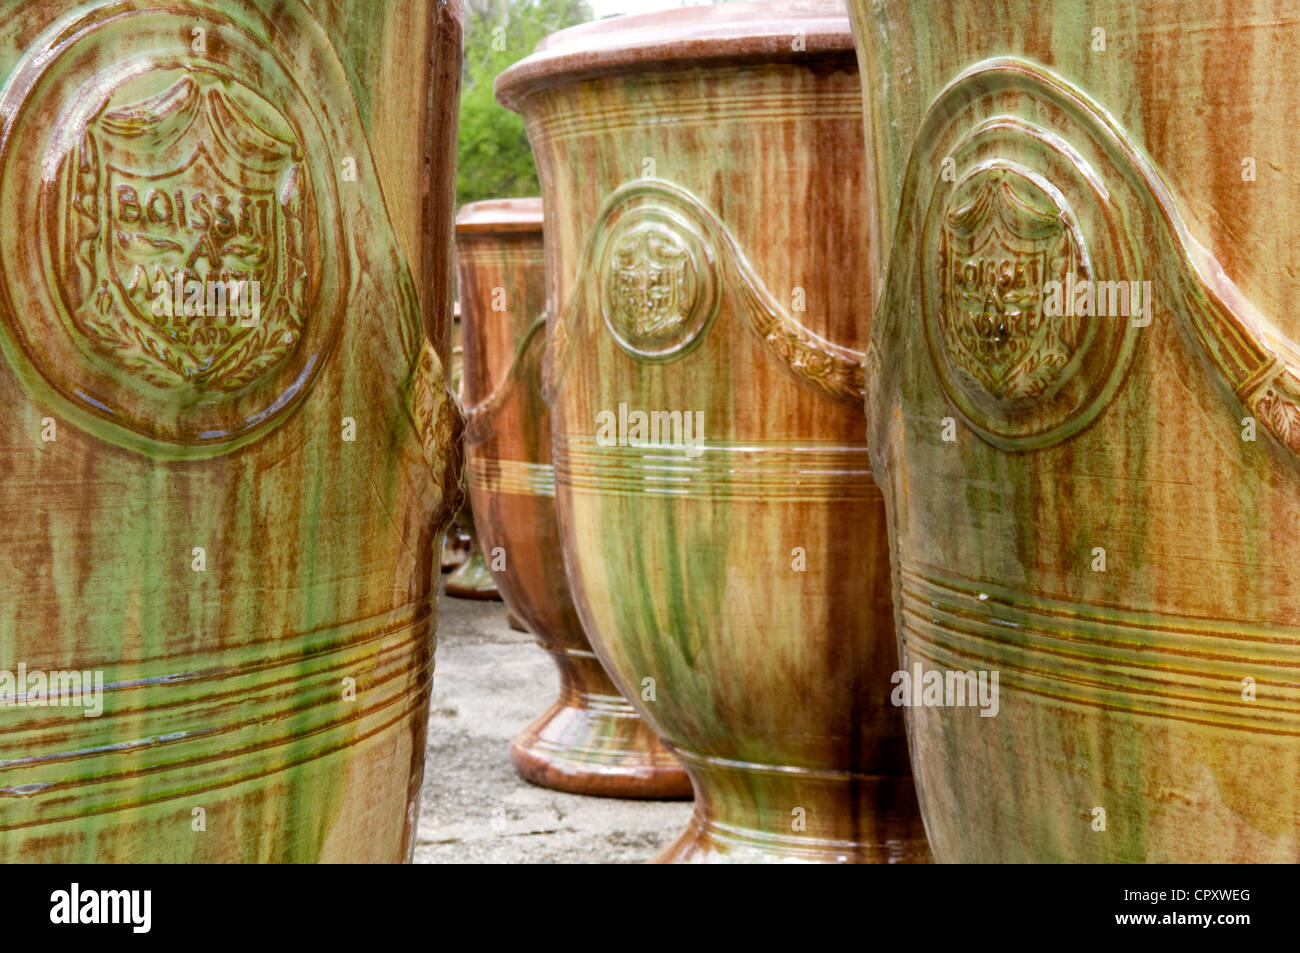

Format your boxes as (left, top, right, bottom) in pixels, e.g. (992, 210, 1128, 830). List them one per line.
(606, 223, 694, 346)
(939, 169, 1082, 401)
(58, 73, 313, 391)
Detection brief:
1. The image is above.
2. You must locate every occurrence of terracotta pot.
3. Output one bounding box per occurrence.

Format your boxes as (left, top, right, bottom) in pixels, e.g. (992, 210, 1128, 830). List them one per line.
(498, 0, 928, 861)
(851, 0, 1300, 862)
(0, 0, 464, 861)
(456, 198, 689, 798)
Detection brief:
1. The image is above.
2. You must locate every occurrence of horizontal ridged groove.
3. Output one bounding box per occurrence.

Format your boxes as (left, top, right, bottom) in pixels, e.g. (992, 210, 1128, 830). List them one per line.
(456, 247, 544, 266)
(899, 563, 1300, 735)
(468, 457, 556, 497)
(554, 434, 875, 501)
(0, 601, 434, 827)
(534, 88, 861, 141)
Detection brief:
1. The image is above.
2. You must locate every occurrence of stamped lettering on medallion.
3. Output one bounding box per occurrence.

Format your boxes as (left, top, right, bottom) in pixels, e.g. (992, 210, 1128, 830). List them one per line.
(938, 167, 1087, 403)
(57, 73, 315, 392)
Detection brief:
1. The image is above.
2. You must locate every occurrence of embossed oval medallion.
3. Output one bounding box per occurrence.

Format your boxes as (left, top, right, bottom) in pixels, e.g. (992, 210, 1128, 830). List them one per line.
(597, 198, 718, 361)
(921, 157, 1130, 449)
(0, 5, 347, 457)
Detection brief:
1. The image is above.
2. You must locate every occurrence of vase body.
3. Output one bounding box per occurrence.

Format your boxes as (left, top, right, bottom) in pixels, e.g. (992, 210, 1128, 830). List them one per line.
(499, 0, 929, 861)
(457, 198, 689, 798)
(0, 0, 464, 862)
(852, 0, 1300, 861)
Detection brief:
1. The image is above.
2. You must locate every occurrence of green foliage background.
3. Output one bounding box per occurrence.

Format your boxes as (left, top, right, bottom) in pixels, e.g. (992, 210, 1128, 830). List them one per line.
(458, 0, 594, 208)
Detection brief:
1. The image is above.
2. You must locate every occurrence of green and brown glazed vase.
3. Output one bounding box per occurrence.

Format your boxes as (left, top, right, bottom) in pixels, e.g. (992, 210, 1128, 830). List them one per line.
(0, 0, 465, 861)
(499, 0, 929, 862)
(851, 0, 1300, 861)
(445, 302, 502, 601)
(456, 198, 689, 798)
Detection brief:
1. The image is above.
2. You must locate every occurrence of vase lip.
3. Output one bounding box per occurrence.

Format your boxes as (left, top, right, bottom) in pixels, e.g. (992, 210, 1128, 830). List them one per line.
(495, 0, 854, 112)
(455, 197, 545, 234)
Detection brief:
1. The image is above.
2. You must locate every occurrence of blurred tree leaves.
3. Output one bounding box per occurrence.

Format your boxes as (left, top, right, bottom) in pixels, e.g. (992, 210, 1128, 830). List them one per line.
(458, 0, 593, 207)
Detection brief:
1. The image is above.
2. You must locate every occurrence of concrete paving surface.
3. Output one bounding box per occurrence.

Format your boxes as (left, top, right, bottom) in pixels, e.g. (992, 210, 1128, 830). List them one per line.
(413, 586, 694, 863)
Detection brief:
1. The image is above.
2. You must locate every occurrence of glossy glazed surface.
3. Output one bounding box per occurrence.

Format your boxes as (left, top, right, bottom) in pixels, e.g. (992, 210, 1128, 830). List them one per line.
(0, 0, 464, 861)
(852, 0, 1300, 861)
(446, 304, 501, 600)
(500, 0, 928, 861)
(457, 198, 687, 798)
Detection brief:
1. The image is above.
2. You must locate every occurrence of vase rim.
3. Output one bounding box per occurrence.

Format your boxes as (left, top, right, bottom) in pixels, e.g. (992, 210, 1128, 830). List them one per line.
(495, 0, 854, 112)
(456, 197, 545, 233)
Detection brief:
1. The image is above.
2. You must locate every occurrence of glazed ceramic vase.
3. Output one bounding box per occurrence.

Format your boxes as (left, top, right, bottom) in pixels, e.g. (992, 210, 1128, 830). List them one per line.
(0, 0, 464, 861)
(444, 505, 502, 600)
(851, 0, 1300, 861)
(456, 198, 689, 798)
(499, 0, 929, 861)
(446, 303, 502, 600)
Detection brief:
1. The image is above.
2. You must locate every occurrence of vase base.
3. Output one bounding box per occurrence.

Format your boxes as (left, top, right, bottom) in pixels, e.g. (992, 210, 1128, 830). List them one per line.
(441, 547, 469, 572)
(654, 812, 932, 863)
(444, 552, 501, 600)
(441, 528, 471, 572)
(652, 749, 932, 863)
(444, 581, 502, 600)
(510, 696, 692, 799)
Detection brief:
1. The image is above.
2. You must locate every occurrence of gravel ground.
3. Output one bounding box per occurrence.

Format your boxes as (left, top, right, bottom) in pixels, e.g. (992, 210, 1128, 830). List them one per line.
(413, 586, 694, 864)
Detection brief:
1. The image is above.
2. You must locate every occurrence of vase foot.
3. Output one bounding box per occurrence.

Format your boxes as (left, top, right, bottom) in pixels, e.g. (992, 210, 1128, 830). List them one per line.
(444, 548, 501, 600)
(441, 526, 471, 572)
(651, 749, 932, 863)
(510, 650, 692, 799)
